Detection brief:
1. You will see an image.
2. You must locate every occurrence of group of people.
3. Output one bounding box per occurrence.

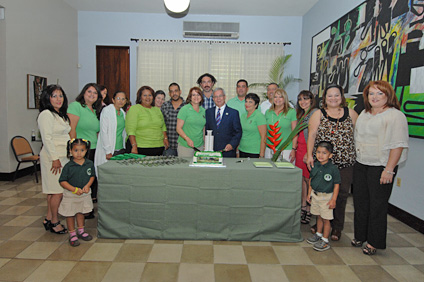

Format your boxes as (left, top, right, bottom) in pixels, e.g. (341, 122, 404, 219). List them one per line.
(37, 73, 408, 254)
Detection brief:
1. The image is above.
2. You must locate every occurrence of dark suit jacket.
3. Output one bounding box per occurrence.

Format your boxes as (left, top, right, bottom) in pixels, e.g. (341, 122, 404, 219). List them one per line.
(205, 105, 242, 157)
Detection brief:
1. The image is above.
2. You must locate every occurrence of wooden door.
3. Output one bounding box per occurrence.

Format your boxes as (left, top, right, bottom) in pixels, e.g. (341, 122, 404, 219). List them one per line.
(96, 46, 130, 100)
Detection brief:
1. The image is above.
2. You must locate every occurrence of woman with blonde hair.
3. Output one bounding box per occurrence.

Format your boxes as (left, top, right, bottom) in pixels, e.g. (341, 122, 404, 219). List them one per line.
(264, 88, 297, 161)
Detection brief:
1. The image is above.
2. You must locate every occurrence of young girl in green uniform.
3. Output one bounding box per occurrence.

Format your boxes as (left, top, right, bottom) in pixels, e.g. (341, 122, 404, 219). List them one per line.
(59, 139, 95, 247)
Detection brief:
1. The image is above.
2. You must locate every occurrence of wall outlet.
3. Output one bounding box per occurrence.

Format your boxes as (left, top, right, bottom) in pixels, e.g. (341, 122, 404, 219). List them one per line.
(396, 177, 401, 187)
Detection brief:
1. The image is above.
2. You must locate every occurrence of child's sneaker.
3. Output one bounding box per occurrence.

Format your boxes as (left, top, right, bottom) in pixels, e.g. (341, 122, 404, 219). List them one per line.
(306, 234, 321, 244)
(313, 239, 330, 251)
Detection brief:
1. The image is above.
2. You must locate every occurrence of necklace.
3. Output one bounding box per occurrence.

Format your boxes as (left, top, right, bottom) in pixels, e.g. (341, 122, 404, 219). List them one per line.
(327, 108, 342, 134)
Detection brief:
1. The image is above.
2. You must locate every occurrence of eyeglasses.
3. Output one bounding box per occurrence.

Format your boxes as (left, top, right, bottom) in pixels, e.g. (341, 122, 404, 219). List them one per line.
(115, 97, 127, 101)
(298, 97, 311, 101)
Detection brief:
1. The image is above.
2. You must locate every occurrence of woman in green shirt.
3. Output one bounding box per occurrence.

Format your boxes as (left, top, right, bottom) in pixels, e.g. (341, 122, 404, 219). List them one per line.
(265, 88, 297, 161)
(126, 86, 168, 156)
(68, 83, 102, 208)
(239, 93, 267, 158)
(176, 87, 206, 157)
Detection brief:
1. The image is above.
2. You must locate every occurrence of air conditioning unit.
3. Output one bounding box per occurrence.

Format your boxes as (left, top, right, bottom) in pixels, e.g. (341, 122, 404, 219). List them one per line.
(183, 21, 240, 39)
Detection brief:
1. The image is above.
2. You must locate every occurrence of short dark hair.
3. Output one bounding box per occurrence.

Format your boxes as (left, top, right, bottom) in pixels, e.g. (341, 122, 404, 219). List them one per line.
(245, 93, 260, 109)
(112, 91, 126, 99)
(316, 141, 333, 153)
(322, 84, 347, 108)
(168, 82, 180, 91)
(152, 90, 166, 106)
(237, 79, 248, 87)
(136, 86, 155, 105)
(39, 84, 70, 122)
(197, 73, 217, 85)
(75, 83, 103, 119)
(268, 82, 278, 88)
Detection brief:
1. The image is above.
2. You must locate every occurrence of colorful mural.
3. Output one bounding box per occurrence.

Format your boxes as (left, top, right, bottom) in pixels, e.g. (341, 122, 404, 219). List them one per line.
(310, 0, 424, 139)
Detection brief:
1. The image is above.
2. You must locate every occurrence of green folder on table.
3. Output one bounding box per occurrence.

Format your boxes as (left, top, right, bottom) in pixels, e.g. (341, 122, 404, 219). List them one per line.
(274, 162, 295, 169)
(253, 162, 274, 168)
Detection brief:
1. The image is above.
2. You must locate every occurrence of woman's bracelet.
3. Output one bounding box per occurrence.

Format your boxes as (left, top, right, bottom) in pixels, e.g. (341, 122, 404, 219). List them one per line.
(131, 143, 137, 147)
(385, 170, 395, 175)
(72, 187, 79, 194)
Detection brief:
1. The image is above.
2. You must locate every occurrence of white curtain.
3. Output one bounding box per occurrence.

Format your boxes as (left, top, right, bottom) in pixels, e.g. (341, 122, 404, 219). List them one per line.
(137, 40, 284, 100)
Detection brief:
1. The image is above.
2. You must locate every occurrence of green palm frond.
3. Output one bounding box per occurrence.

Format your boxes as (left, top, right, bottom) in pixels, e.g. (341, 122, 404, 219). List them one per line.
(250, 54, 301, 97)
(271, 108, 311, 162)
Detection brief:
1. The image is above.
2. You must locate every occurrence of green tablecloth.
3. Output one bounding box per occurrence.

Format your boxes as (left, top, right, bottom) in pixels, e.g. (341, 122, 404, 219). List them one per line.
(97, 158, 302, 242)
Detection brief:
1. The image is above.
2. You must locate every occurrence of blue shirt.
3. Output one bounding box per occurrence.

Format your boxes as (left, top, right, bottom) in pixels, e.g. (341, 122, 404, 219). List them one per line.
(202, 94, 215, 110)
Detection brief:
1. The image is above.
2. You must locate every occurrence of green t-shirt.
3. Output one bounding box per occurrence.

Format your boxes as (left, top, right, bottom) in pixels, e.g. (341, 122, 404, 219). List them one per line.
(59, 159, 96, 188)
(177, 104, 206, 148)
(310, 161, 341, 193)
(239, 110, 266, 154)
(115, 110, 125, 150)
(68, 102, 100, 149)
(125, 104, 167, 148)
(227, 97, 246, 118)
(265, 108, 297, 150)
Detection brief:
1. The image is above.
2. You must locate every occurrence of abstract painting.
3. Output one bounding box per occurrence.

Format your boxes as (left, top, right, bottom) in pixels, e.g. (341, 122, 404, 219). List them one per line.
(310, 0, 424, 138)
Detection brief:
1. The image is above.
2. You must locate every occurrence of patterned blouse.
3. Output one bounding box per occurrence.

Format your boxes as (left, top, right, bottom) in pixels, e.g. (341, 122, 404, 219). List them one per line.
(315, 107, 356, 169)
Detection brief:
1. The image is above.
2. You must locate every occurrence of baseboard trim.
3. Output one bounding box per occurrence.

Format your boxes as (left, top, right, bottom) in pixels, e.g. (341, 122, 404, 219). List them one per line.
(0, 165, 40, 182)
(388, 204, 424, 234)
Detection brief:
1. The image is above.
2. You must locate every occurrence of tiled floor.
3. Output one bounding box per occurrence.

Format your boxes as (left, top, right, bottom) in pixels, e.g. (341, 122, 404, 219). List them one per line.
(1, 175, 424, 282)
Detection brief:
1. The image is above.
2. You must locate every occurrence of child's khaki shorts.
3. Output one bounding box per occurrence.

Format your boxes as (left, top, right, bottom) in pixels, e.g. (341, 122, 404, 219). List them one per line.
(310, 191, 334, 220)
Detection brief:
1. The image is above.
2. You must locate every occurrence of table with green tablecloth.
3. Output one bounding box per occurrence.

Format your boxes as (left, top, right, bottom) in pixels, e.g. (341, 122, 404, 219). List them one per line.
(97, 158, 302, 242)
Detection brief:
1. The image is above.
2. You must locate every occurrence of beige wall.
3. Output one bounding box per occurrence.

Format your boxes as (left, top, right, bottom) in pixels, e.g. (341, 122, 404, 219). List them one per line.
(0, 0, 78, 173)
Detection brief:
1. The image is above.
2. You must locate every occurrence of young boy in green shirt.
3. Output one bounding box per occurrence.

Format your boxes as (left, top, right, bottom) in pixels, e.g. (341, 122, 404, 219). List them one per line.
(306, 141, 341, 251)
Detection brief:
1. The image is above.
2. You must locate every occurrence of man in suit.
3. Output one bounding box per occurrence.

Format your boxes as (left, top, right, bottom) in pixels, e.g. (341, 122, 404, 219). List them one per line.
(205, 88, 242, 158)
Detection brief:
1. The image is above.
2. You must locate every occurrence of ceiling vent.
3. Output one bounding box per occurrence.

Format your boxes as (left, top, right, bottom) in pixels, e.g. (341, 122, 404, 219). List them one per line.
(183, 21, 240, 39)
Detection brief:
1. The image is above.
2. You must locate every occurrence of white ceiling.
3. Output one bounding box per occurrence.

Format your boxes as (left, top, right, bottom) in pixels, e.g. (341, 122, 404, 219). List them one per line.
(63, 0, 319, 17)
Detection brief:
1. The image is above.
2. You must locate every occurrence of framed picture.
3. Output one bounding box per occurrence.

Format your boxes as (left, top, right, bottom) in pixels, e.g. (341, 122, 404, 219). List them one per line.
(309, 0, 424, 139)
(27, 74, 47, 109)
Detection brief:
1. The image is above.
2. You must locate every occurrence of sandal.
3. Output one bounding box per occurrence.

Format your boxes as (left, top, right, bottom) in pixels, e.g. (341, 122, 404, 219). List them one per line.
(43, 218, 51, 231)
(310, 223, 317, 234)
(50, 221, 68, 234)
(77, 231, 93, 241)
(351, 238, 363, 247)
(363, 244, 377, 255)
(301, 212, 311, 224)
(331, 229, 341, 241)
(69, 235, 80, 247)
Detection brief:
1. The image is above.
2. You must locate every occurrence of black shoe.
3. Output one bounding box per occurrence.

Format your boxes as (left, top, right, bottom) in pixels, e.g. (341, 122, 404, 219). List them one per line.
(85, 210, 95, 219)
(43, 218, 51, 230)
(50, 221, 67, 234)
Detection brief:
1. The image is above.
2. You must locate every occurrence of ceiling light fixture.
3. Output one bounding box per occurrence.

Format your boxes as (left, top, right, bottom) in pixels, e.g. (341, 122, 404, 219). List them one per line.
(164, 0, 190, 13)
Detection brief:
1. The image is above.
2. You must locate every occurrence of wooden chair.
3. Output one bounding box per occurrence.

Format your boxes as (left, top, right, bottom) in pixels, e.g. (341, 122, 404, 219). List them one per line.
(10, 136, 40, 183)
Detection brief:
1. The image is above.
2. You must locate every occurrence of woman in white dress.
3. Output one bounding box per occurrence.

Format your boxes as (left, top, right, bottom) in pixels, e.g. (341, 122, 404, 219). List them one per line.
(38, 85, 70, 234)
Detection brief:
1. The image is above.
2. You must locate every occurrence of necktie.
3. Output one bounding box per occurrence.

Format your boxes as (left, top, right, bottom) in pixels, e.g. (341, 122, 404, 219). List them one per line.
(216, 107, 221, 127)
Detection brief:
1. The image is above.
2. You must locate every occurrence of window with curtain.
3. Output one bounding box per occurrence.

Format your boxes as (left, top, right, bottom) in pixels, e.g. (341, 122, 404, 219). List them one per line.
(137, 40, 284, 100)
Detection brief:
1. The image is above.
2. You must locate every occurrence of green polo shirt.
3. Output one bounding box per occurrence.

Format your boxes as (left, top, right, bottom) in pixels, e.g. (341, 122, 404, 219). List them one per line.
(125, 104, 167, 148)
(227, 97, 247, 118)
(68, 102, 100, 149)
(310, 161, 341, 193)
(265, 108, 296, 149)
(239, 110, 266, 154)
(115, 110, 125, 150)
(177, 104, 206, 148)
(59, 159, 96, 189)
